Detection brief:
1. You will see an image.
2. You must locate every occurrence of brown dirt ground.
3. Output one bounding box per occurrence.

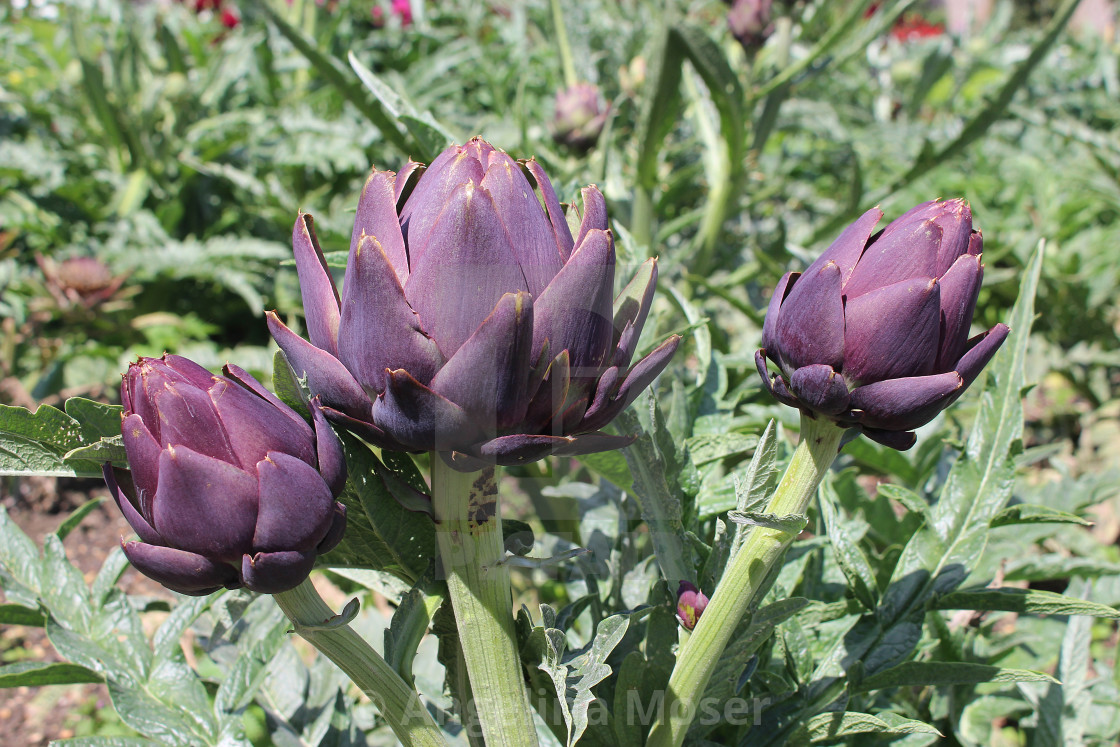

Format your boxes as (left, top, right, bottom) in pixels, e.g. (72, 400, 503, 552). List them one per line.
(1, 475, 169, 746)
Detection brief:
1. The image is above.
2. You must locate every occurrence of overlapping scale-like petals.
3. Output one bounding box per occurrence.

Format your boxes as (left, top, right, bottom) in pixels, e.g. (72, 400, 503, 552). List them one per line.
(107, 356, 348, 595)
(757, 199, 1008, 449)
(270, 138, 678, 469)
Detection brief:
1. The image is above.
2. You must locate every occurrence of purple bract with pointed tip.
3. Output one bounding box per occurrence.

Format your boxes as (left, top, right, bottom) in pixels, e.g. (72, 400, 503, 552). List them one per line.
(104, 355, 348, 596)
(756, 199, 1009, 450)
(270, 138, 680, 470)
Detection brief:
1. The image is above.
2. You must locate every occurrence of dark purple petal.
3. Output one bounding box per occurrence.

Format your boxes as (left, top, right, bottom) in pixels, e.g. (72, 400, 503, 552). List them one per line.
(209, 377, 316, 470)
(151, 380, 236, 464)
(373, 369, 481, 452)
(151, 446, 258, 561)
(966, 230, 983, 257)
(472, 431, 637, 466)
(339, 234, 444, 392)
(241, 549, 316, 594)
(580, 366, 620, 432)
(394, 160, 424, 208)
(311, 401, 346, 497)
(761, 271, 797, 356)
(580, 336, 679, 432)
(120, 413, 161, 511)
(253, 451, 335, 553)
(935, 253, 983, 371)
(267, 312, 374, 418)
(403, 149, 486, 268)
(123, 542, 239, 595)
(575, 186, 608, 247)
(522, 350, 571, 435)
(223, 363, 312, 436)
(404, 181, 530, 358)
(790, 364, 851, 416)
(350, 169, 410, 285)
(532, 228, 615, 378)
(843, 276, 941, 384)
(877, 200, 938, 237)
(862, 427, 917, 451)
(319, 405, 405, 450)
(316, 503, 347, 554)
(804, 207, 883, 286)
(953, 323, 1010, 391)
(523, 159, 575, 262)
(292, 214, 341, 356)
(104, 464, 161, 545)
(843, 219, 942, 299)
(755, 349, 801, 409)
(480, 153, 563, 295)
(611, 258, 658, 369)
(774, 260, 845, 373)
(429, 292, 533, 433)
(849, 371, 962, 430)
(931, 199, 973, 275)
(162, 354, 219, 391)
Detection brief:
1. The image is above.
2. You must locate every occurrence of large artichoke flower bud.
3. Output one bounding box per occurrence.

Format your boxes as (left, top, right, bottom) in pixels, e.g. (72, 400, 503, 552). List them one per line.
(103, 355, 348, 595)
(756, 199, 1009, 450)
(268, 138, 679, 469)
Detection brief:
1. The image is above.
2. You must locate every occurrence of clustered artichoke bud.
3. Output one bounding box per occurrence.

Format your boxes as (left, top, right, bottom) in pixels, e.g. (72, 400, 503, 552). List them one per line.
(269, 138, 679, 470)
(552, 83, 609, 153)
(756, 199, 1009, 450)
(727, 0, 774, 53)
(104, 355, 347, 595)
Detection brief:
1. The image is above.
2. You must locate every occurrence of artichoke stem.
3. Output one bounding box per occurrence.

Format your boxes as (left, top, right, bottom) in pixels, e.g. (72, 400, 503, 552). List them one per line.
(431, 458, 540, 747)
(274, 579, 448, 747)
(645, 414, 846, 747)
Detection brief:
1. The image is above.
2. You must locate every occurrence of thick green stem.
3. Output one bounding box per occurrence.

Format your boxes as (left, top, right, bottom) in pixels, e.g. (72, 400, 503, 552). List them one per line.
(645, 415, 846, 747)
(549, 0, 578, 88)
(273, 579, 447, 747)
(431, 458, 539, 747)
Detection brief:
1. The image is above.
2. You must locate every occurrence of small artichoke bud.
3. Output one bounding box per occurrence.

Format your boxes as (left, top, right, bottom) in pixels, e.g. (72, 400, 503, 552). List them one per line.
(727, 0, 774, 53)
(552, 83, 609, 153)
(756, 199, 1009, 450)
(104, 355, 348, 595)
(676, 581, 710, 630)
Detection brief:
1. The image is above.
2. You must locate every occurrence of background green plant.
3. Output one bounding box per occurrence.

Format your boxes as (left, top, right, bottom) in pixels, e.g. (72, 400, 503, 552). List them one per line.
(2, 0, 1119, 745)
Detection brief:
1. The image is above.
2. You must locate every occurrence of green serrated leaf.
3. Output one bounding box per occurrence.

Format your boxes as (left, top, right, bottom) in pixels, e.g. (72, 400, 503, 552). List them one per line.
(64, 397, 124, 442)
(990, 503, 1093, 527)
(819, 475, 878, 610)
(789, 711, 941, 745)
(318, 430, 435, 583)
(875, 484, 929, 516)
(0, 660, 102, 687)
(64, 435, 127, 466)
(0, 602, 45, 626)
(933, 588, 1120, 618)
(0, 506, 42, 591)
(727, 510, 807, 534)
(384, 575, 442, 687)
(854, 661, 1057, 693)
(0, 402, 101, 477)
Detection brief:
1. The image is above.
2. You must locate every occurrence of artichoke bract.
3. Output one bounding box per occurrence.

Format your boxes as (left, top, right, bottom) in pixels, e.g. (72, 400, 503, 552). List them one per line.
(756, 199, 1009, 450)
(103, 355, 347, 595)
(269, 138, 679, 469)
(552, 83, 609, 153)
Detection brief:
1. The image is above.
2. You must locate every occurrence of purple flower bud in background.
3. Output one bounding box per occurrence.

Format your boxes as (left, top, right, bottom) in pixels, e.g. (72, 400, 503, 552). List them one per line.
(756, 199, 1009, 450)
(727, 0, 773, 53)
(552, 83, 609, 153)
(269, 138, 679, 470)
(676, 581, 709, 630)
(103, 355, 347, 595)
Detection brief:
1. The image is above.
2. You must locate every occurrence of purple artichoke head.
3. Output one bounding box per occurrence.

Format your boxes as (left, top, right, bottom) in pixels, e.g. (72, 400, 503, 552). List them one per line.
(104, 355, 347, 595)
(756, 199, 1009, 450)
(552, 83, 608, 153)
(269, 138, 679, 470)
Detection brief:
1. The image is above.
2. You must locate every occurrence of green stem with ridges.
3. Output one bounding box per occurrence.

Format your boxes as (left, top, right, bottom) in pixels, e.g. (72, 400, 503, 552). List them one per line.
(430, 458, 539, 747)
(274, 579, 448, 747)
(645, 414, 846, 747)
